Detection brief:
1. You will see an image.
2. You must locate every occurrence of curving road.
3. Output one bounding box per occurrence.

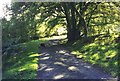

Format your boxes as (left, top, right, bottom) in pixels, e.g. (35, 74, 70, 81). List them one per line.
(37, 40, 117, 81)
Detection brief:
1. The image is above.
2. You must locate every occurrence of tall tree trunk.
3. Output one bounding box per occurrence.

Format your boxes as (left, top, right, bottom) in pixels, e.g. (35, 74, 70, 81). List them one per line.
(70, 3, 76, 41)
(62, 3, 72, 42)
(75, 8, 88, 37)
(62, 2, 82, 42)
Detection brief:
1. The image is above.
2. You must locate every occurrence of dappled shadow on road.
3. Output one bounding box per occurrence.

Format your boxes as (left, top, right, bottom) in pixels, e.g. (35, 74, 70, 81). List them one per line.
(37, 44, 115, 80)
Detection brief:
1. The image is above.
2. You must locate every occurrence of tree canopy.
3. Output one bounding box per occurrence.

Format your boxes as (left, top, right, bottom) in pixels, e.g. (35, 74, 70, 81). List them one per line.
(1, 2, 120, 47)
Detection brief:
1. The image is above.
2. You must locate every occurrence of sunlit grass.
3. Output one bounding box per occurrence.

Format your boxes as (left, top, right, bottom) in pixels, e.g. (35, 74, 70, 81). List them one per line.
(71, 34, 119, 77)
(2, 39, 47, 79)
(41, 35, 67, 40)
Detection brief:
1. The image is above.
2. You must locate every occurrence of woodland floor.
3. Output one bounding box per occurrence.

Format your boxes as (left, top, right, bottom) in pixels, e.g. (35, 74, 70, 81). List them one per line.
(37, 40, 117, 80)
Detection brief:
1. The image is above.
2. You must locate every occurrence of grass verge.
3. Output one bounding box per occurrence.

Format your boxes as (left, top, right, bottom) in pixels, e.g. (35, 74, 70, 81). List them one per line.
(70, 34, 119, 77)
(2, 39, 47, 79)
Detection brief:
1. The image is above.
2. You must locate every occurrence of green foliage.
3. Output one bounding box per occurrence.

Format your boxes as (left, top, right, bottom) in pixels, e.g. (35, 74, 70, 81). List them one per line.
(3, 2, 120, 44)
(2, 39, 47, 79)
(88, 2, 120, 36)
(71, 34, 119, 77)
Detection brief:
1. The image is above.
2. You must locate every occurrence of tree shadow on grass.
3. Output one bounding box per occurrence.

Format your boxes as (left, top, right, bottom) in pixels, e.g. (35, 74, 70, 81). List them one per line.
(71, 35, 119, 77)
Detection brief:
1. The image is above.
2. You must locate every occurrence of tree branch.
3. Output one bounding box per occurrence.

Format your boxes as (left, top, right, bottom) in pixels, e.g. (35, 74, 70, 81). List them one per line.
(81, 2, 91, 14)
